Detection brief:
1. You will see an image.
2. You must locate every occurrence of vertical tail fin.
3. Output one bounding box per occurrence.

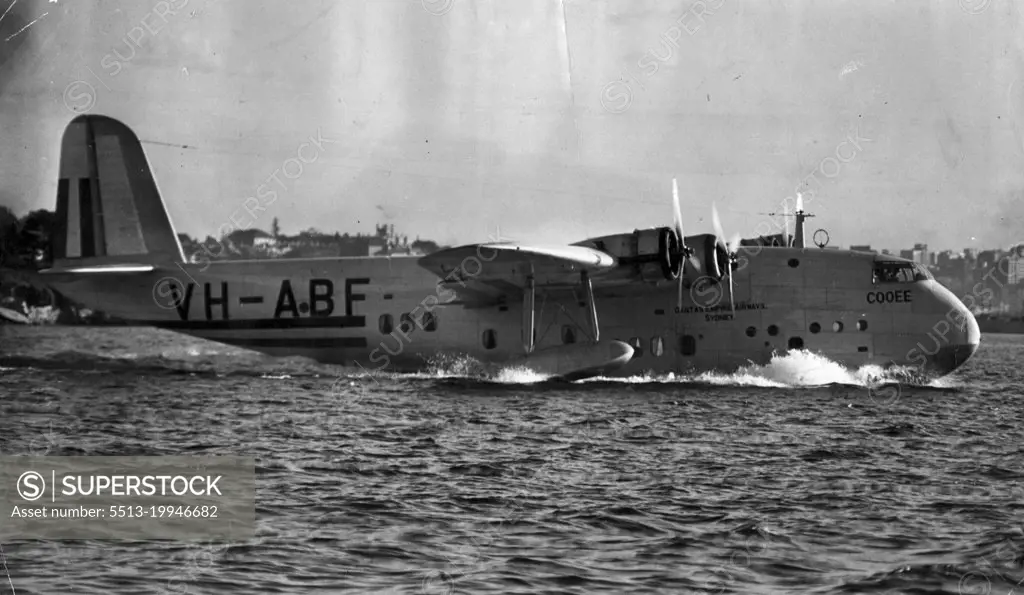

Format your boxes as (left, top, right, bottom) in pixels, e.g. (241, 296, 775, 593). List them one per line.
(51, 115, 184, 269)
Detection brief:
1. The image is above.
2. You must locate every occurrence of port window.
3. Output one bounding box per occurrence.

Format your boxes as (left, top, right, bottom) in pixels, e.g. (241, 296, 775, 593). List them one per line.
(378, 314, 393, 335)
(810, 322, 821, 334)
(767, 325, 779, 336)
(651, 336, 664, 357)
(788, 337, 804, 350)
(680, 335, 697, 356)
(629, 337, 644, 358)
(857, 320, 868, 331)
(562, 325, 576, 345)
(422, 311, 437, 332)
(746, 326, 757, 337)
(400, 312, 416, 334)
(482, 329, 497, 350)
(788, 258, 800, 268)
(833, 321, 844, 332)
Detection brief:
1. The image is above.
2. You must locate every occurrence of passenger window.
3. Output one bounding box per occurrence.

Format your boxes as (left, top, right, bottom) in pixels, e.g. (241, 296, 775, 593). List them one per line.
(422, 311, 437, 332)
(399, 313, 415, 333)
(378, 314, 393, 335)
(482, 329, 497, 349)
(650, 336, 664, 357)
(629, 337, 644, 358)
(561, 325, 576, 345)
(680, 335, 696, 356)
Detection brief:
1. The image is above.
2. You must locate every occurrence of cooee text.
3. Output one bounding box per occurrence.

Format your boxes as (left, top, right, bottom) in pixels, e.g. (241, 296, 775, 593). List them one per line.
(866, 290, 912, 304)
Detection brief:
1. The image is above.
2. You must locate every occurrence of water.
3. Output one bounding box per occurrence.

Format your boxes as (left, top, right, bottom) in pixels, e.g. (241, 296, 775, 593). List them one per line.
(0, 325, 1021, 594)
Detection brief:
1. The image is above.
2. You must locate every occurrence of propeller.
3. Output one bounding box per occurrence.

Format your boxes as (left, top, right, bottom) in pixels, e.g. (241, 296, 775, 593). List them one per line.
(672, 178, 701, 312)
(783, 198, 792, 247)
(711, 202, 741, 313)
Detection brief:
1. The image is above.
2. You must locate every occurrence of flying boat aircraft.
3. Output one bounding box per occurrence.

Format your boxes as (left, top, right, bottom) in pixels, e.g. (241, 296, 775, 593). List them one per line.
(38, 115, 980, 380)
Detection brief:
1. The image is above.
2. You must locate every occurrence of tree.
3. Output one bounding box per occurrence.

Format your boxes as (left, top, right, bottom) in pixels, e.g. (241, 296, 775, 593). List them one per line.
(271, 217, 280, 239)
(18, 209, 55, 265)
(0, 205, 18, 267)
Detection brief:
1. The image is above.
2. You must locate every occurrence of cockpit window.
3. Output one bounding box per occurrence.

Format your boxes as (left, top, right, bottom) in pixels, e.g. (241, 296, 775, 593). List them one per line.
(872, 261, 932, 284)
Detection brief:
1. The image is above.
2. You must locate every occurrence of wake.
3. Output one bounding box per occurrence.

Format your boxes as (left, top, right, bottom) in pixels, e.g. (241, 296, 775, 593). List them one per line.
(576, 349, 943, 389)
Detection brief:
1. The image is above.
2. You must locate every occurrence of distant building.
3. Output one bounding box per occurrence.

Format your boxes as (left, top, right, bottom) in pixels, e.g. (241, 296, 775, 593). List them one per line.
(253, 235, 286, 256)
(1008, 244, 1024, 285)
(899, 243, 929, 265)
(978, 249, 1002, 274)
(913, 243, 930, 267)
(936, 250, 957, 269)
(226, 228, 270, 248)
(850, 244, 875, 253)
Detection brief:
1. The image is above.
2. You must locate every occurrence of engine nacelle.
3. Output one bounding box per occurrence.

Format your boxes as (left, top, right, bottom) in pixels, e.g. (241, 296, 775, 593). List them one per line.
(575, 230, 735, 283)
(575, 227, 683, 282)
(685, 233, 730, 280)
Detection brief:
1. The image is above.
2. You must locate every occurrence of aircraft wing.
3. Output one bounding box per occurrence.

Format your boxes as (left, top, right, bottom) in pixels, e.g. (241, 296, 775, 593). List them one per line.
(417, 243, 617, 308)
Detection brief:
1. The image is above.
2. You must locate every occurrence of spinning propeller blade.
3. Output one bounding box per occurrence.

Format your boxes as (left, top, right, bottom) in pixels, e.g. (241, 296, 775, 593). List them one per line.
(673, 179, 685, 312)
(728, 232, 742, 254)
(672, 179, 702, 271)
(672, 178, 684, 242)
(712, 202, 727, 249)
(728, 232, 740, 313)
(711, 202, 738, 313)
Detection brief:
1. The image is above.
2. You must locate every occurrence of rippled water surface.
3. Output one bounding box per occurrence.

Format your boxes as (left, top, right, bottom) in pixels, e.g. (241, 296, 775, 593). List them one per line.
(0, 325, 1022, 594)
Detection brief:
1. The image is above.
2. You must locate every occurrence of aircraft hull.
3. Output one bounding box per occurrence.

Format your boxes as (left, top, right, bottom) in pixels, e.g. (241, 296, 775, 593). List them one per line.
(42, 246, 980, 380)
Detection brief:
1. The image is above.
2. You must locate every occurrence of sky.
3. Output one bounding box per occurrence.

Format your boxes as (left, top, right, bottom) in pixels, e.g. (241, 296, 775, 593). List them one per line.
(0, 0, 1022, 252)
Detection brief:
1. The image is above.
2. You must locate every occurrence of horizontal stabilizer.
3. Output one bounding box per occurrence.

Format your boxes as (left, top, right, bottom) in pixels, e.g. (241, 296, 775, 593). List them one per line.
(41, 264, 156, 275)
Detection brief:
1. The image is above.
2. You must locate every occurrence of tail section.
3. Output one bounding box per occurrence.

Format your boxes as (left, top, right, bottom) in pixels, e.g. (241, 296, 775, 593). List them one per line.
(50, 115, 184, 270)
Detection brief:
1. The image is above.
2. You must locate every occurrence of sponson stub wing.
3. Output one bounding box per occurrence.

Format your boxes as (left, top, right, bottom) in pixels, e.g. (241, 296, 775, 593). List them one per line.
(417, 243, 618, 308)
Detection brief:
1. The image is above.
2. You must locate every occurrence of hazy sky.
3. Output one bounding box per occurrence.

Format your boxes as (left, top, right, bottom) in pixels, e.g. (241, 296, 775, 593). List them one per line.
(1, 0, 1022, 252)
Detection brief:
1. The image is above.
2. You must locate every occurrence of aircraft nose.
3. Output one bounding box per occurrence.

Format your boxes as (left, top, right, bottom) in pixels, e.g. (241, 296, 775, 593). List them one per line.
(924, 288, 981, 375)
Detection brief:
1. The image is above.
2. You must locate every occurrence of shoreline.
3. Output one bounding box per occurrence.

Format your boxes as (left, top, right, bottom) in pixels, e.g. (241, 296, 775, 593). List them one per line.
(0, 267, 117, 325)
